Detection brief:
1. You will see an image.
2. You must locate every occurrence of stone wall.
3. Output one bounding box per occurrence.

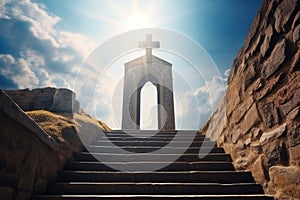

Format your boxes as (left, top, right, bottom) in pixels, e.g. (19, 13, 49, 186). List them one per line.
(5, 87, 80, 113)
(0, 90, 105, 199)
(201, 0, 300, 199)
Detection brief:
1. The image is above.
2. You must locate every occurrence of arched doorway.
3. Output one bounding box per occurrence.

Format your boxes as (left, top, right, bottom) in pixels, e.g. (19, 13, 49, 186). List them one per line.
(140, 81, 158, 130)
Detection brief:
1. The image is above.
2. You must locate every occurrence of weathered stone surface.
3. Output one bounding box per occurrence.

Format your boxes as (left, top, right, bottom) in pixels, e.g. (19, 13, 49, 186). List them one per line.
(251, 128, 262, 139)
(260, 24, 274, 58)
(287, 106, 300, 120)
(260, 102, 279, 128)
(288, 123, 300, 147)
(293, 24, 300, 43)
(260, 123, 287, 145)
(277, 80, 300, 105)
(292, 11, 300, 30)
(231, 128, 241, 144)
(32, 88, 56, 110)
(274, 0, 297, 33)
(289, 145, 300, 166)
(5, 87, 80, 113)
(201, 0, 300, 198)
(251, 155, 268, 188)
(245, 138, 251, 146)
(50, 89, 76, 113)
(0, 90, 58, 150)
(269, 166, 300, 199)
(261, 39, 286, 79)
(291, 50, 300, 72)
(231, 98, 254, 124)
(252, 78, 263, 92)
(242, 63, 256, 91)
(236, 140, 246, 151)
(264, 141, 288, 167)
(280, 88, 300, 115)
(241, 102, 260, 133)
(226, 83, 241, 117)
(250, 141, 261, 154)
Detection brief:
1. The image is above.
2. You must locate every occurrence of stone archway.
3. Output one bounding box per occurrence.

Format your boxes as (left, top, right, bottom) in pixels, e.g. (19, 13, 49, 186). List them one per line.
(122, 35, 175, 131)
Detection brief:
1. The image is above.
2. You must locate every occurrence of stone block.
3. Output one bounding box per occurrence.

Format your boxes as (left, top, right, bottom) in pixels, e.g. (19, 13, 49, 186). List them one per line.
(32, 88, 56, 110)
(288, 123, 300, 147)
(269, 166, 300, 199)
(289, 145, 300, 166)
(261, 39, 286, 79)
(259, 123, 287, 145)
(5, 87, 80, 113)
(231, 97, 254, 124)
(49, 88, 76, 113)
(241, 103, 260, 134)
(263, 140, 289, 167)
(260, 102, 279, 128)
(280, 88, 300, 115)
(251, 155, 268, 188)
(231, 128, 241, 144)
(260, 24, 274, 58)
(293, 25, 300, 43)
(242, 63, 256, 91)
(274, 0, 297, 33)
(226, 83, 241, 117)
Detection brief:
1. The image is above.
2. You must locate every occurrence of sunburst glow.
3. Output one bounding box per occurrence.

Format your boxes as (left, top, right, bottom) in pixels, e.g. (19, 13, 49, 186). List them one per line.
(124, 13, 155, 29)
(85, 0, 168, 31)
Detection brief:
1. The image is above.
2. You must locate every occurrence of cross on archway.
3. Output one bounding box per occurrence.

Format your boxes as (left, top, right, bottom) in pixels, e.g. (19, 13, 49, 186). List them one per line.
(139, 34, 160, 61)
(122, 34, 175, 131)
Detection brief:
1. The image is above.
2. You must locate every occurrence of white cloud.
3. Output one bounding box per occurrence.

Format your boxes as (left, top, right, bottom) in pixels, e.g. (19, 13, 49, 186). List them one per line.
(0, 0, 95, 90)
(178, 70, 229, 129)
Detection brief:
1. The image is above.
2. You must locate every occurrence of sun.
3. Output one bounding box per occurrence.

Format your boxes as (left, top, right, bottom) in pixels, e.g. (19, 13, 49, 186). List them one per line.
(124, 12, 155, 30)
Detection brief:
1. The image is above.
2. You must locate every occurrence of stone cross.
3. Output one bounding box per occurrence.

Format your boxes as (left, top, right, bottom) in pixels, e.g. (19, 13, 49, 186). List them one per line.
(138, 34, 160, 62)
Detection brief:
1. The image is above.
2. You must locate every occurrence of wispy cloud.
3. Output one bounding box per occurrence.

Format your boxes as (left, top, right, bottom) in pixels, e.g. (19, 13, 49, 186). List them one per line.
(177, 70, 228, 129)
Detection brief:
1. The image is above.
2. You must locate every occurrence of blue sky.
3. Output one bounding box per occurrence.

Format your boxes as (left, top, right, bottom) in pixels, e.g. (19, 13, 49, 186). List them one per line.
(0, 0, 262, 129)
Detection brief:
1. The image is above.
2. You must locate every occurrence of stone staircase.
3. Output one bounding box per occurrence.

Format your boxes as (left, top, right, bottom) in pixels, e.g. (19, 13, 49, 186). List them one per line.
(33, 130, 273, 199)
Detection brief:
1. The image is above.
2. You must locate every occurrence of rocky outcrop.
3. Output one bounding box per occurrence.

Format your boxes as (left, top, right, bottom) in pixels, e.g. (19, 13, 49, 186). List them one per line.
(201, 0, 300, 199)
(5, 87, 80, 113)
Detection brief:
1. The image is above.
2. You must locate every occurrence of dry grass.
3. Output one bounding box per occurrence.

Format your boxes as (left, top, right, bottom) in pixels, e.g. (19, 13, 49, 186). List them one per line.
(98, 120, 111, 132)
(26, 110, 75, 142)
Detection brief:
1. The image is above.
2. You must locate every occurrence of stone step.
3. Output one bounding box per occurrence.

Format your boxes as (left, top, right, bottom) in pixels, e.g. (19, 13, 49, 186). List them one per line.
(57, 171, 255, 184)
(84, 146, 224, 153)
(72, 153, 232, 162)
(104, 130, 200, 135)
(33, 194, 274, 200)
(45, 182, 264, 195)
(96, 136, 208, 142)
(64, 161, 235, 171)
(91, 140, 216, 147)
(100, 133, 205, 140)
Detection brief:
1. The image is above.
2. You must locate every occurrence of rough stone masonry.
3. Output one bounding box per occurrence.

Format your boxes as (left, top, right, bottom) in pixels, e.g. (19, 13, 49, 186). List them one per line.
(201, 0, 300, 199)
